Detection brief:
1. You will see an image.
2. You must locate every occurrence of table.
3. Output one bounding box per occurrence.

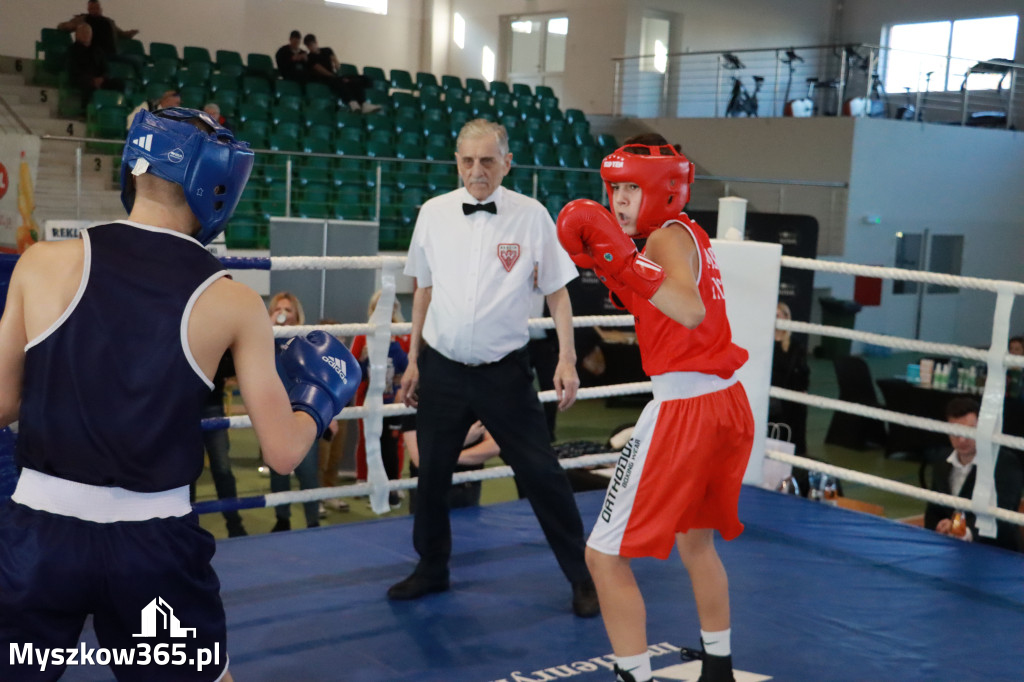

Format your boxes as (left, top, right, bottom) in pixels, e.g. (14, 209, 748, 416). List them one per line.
(875, 378, 1024, 458)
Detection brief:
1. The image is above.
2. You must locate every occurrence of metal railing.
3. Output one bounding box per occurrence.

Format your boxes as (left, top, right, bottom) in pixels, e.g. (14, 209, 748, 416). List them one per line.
(613, 43, 1021, 129)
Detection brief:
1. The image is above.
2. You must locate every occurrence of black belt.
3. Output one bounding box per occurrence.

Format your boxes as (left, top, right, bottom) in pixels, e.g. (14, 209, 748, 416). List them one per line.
(427, 344, 527, 368)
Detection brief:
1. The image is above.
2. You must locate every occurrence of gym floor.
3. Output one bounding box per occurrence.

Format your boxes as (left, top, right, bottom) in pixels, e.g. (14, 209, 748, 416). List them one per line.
(194, 351, 926, 539)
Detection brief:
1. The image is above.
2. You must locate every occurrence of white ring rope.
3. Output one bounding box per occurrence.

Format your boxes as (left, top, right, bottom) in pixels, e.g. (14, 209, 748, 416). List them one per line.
(215, 249, 1024, 533)
(765, 448, 1024, 526)
(780, 255, 1024, 296)
(770, 386, 1024, 452)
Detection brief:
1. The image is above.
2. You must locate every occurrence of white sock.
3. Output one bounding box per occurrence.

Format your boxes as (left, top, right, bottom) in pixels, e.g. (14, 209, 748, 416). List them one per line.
(614, 652, 651, 681)
(701, 628, 731, 657)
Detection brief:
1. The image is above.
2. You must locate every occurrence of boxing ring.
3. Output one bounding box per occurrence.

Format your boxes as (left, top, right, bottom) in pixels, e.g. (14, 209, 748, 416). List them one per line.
(16, 245, 1024, 680)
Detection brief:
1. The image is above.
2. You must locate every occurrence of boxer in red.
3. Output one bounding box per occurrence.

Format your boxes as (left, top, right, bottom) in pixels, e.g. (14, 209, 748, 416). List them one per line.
(557, 134, 754, 682)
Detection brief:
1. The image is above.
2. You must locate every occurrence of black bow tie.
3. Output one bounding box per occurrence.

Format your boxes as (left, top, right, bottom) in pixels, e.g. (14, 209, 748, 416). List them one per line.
(463, 201, 497, 215)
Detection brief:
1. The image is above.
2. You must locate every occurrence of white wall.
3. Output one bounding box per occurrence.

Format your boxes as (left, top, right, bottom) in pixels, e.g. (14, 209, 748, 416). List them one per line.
(2, 0, 423, 75)
(843, 119, 1024, 348)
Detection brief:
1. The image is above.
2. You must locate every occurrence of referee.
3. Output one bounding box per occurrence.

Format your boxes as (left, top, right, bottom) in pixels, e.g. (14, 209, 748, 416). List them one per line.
(389, 119, 599, 618)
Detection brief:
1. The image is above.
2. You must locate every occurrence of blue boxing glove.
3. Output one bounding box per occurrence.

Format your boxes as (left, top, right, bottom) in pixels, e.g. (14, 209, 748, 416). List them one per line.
(278, 331, 361, 439)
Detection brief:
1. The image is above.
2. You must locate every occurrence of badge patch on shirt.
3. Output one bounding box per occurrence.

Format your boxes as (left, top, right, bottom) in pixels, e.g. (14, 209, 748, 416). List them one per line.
(497, 243, 520, 272)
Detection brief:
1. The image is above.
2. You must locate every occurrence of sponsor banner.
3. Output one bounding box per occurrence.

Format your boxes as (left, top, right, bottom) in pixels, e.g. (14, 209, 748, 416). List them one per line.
(0, 134, 41, 253)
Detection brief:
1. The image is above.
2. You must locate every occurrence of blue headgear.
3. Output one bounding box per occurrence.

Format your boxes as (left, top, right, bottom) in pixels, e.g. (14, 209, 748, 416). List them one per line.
(120, 107, 254, 245)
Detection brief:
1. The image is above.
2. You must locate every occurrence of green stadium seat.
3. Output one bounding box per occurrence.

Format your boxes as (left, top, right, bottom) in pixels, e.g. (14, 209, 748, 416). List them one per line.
(305, 81, 334, 102)
(275, 79, 303, 101)
(548, 121, 571, 145)
(107, 61, 139, 88)
(179, 85, 207, 109)
(237, 102, 270, 123)
(422, 119, 448, 140)
(276, 94, 303, 112)
(419, 86, 444, 111)
(441, 75, 462, 92)
(363, 66, 387, 83)
(574, 130, 595, 147)
(512, 83, 532, 97)
(544, 107, 564, 124)
(465, 78, 487, 94)
(242, 76, 271, 97)
(334, 185, 371, 221)
(149, 42, 179, 64)
(392, 108, 421, 134)
(597, 134, 618, 154)
(217, 63, 246, 80)
(556, 144, 582, 168)
(565, 108, 587, 125)
(336, 126, 366, 145)
(37, 29, 72, 81)
(580, 146, 603, 169)
(362, 111, 392, 134)
(210, 72, 240, 94)
(425, 163, 457, 193)
(489, 81, 510, 96)
(445, 92, 469, 114)
(237, 120, 269, 147)
(416, 72, 439, 90)
(337, 63, 359, 77)
(273, 121, 302, 139)
(142, 59, 178, 85)
(211, 90, 239, 117)
(391, 91, 418, 110)
(305, 123, 334, 144)
(368, 128, 395, 146)
(88, 105, 129, 142)
(216, 50, 245, 70)
(365, 88, 390, 108)
(303, 108, 334, 130)
(303, 97, 335, 115)
(335, 109, 364, 132)
(183, 46, 212, 66)
(247, 53, 276, 80)
(506, 126, 528, 144)
(178, 63, 212, 90)
(390, 69, 415, 92)
(448, 109, 471, 131)
(243, 91, 272, 110)
(493, 92, 513, 117)
(535, 85, 556, 101)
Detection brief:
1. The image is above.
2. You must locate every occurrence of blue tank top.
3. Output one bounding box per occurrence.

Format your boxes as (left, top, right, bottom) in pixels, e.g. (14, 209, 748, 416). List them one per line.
(17, 222, 228, 492)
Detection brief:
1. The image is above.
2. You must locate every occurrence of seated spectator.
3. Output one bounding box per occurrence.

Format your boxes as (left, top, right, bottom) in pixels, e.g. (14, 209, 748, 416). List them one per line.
(67, 23, 124, 106)
(1010, 336, 1024, 356)
(770, 302, 810, 452)
(275, 30, 308, 84)
(402, 416, 500, 512)
(924, 397, 1023, 552)
(125, 89, 181, 130)
(203, 102, 232, 131)
(58, 0, 139, 60)
(302, 33, 378, 113)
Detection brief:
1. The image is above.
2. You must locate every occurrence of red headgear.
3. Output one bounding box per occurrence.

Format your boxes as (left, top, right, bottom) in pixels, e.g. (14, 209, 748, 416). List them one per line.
(600, 144, 695, 237)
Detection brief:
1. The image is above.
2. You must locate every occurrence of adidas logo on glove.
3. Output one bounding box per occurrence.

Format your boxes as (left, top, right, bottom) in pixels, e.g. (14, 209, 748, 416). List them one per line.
(322, 356, 348, 382)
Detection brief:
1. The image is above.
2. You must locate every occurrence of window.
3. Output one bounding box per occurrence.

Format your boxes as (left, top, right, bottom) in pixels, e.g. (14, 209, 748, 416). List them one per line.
(324, 0, 387, 15)
(640, 16, 670, 74)
(453, 13, 465, 49)
(482, 46, 495, 82)
(884, 15, 1018, 92)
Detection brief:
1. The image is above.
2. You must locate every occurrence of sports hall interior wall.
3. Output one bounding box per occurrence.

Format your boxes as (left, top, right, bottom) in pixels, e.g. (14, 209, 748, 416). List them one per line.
(649, 115, 1024, 349)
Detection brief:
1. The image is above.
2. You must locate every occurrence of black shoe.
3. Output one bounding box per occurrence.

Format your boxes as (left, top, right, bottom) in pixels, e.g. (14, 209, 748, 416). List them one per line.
(571, 580, 600, 618)
(386, 571, 450, 600)
(699, 654, 734, 682)
(271, 518, 291, 533)
(682, 648, 735, 682)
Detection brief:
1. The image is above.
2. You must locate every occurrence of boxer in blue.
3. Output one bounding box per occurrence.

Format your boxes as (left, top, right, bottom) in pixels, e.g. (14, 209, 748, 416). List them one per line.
(0, 108, 360, 681)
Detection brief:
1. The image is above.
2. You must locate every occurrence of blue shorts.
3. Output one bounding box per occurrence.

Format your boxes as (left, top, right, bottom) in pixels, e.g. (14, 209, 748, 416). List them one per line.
(0, 501, 228, 681)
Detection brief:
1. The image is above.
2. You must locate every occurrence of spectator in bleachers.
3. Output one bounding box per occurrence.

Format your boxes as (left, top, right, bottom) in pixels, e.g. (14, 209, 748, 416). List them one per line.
(66, 23, 124, 106)
(275, 30, 308, 84)
(203, 102, 232, 131)
(125, 89, 181, 130)
(302, 33, 378, 113)
(58, 0, 139, 60)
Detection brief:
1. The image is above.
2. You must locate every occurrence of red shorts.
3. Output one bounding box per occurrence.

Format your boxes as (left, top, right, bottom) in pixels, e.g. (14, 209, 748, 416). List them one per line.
(587, 374, 754, 559)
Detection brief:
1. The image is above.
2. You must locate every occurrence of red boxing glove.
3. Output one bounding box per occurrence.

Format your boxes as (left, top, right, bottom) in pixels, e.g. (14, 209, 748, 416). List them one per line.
(557, 199, 666, 300)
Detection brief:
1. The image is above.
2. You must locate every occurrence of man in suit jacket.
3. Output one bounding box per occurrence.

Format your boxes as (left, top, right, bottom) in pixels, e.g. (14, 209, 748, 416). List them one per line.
(924, 397, 1023, 552)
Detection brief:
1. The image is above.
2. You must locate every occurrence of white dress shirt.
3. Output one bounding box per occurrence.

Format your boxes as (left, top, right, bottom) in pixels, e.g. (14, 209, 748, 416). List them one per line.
(946, 450, 975, 495)
(405, 186, 577, 365)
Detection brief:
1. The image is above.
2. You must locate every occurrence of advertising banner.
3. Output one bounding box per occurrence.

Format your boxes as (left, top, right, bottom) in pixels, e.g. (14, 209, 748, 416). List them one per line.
(0, 133, 41, 254)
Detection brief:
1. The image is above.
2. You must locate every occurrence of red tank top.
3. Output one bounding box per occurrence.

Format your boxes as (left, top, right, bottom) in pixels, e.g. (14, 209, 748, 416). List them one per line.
(634, 216, 748, 378)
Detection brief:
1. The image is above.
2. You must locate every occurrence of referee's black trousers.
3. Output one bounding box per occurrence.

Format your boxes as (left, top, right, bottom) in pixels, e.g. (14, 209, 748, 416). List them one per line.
(412, 345, 589, 584)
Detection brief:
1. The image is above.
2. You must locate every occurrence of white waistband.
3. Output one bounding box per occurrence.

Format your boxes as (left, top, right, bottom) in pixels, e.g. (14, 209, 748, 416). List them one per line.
(12, 469, 192, 523)
(651, 371, 738, 402)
